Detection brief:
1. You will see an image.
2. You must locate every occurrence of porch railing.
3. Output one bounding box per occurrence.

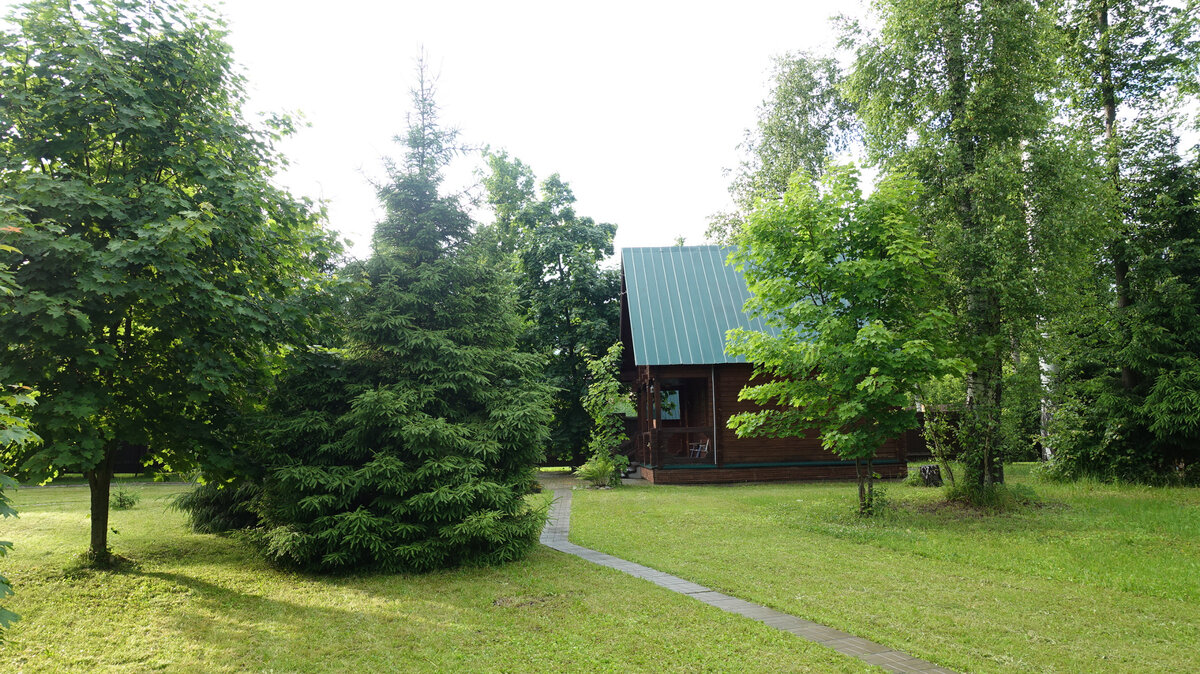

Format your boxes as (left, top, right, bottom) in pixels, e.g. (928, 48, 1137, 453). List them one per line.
(641, 426, 716, 467)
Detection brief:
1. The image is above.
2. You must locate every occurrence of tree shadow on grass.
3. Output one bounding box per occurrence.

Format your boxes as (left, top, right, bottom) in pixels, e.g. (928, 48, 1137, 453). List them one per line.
(124, 566, 449, 671)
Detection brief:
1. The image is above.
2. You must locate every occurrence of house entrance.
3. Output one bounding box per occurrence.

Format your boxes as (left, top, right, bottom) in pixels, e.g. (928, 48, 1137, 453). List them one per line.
(634, 369, 717, 467)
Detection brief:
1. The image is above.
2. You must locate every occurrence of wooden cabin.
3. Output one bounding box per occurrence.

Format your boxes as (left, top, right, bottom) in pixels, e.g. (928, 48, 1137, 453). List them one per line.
(619, 245, 908, 484)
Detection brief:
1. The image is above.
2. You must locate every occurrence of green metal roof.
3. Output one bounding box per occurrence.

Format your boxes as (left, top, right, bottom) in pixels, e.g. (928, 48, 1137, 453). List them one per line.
(621, 245, 777, 366)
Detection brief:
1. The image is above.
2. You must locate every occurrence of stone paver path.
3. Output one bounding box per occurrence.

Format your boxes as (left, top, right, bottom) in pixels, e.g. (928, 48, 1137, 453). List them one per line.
(539, 476, 956, 674)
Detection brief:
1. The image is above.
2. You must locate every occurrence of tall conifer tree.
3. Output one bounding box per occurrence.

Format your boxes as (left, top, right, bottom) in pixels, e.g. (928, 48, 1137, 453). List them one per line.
(255, 63, 554, 572)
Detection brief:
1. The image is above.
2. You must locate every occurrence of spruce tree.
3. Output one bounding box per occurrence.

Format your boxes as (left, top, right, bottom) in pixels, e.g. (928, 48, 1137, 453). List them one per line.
(255, 65, 553, 572)
(1046, 0, 1200, 482)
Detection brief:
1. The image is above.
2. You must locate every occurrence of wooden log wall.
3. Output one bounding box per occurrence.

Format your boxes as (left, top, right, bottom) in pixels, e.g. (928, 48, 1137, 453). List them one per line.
(638, 462, 908, 484)
(626, 363, 909, 484)
(710, 364, 906, 465)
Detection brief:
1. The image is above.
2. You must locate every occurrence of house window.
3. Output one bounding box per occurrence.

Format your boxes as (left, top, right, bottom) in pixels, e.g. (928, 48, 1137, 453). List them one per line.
(660, 390, 680, 421)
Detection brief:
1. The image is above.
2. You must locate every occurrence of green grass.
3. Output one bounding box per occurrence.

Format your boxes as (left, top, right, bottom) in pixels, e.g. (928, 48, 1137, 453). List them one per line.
(18, 473, 191, 486)
(0, 483, 871, 672)
(570, 463, 1200, 673)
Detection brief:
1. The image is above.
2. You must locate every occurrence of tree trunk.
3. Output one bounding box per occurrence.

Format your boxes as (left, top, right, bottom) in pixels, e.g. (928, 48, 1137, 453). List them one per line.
(1039, 354, 1054, 461)
(85, 447, 115, 566)
(965, 351, 1003, 488)
(865, 456, 875, 513)
(855, 458, 866, 514)
(944, 7, 1003, 488)
(1097, 1, 1137, 392)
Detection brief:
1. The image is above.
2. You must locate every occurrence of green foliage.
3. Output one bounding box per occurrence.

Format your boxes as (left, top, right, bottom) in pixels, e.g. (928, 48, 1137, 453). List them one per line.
(582, 343, 632, 457)
(1000, 348, 1045, 463)
(0, 0, 342, 564)
(574, 453, 622, 489)
(728, 165, 965, 514)
(108, 486, 139, 511)
(1058, 0, 1199, 135)
(574, 343, 631, 488)
(0, 377, 38, 638)
(843, 0, 1105, 494)
(253, 64, 554, 574)
(482, 152, 620, 464)
(1045, 1, 1200, 484)
(0, 473, 18, 638)
(732, 52, 854, 204)
(710, 52, 854, 243)
(0, 384, 39, 452)
(171, 481, 261, 534)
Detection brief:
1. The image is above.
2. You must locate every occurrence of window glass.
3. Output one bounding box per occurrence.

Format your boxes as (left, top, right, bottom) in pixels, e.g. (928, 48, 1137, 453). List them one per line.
(661, 390, 680, 421)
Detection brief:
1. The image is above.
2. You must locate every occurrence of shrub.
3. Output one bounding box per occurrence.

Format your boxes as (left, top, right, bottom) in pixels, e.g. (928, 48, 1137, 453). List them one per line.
(574, 453, 628, 488)
(575, 343, 632, 489)
(861, 483, 890, 516)
(109, 487, 139, 510)
(944, 481, 1039, 511)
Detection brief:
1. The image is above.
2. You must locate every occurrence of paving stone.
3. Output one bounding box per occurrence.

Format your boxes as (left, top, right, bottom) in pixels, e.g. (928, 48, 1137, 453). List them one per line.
(668, 582, 711, 594)
(758, 615, 815, 631)
(731, 605, 786, 620)
(688, 591, 735, 604)
(537, 482, 959, 674)
(711, 599, 763, 616)
(790, 625, 855, 642)
(824, 637, 894, 655)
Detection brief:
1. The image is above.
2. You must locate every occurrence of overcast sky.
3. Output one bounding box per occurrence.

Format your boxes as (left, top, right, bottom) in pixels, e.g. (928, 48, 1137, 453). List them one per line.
(209, 0, 864, 259)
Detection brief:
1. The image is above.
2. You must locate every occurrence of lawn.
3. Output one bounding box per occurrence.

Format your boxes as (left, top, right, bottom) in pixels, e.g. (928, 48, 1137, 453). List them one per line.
(0, 483, 871, 672)
(570, 464, 1200, 673)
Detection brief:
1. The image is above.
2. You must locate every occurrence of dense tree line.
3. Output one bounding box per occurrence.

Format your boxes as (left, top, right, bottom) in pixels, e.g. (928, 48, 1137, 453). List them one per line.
(729, 0, 1200, 492)
(481, 153, 620, 465)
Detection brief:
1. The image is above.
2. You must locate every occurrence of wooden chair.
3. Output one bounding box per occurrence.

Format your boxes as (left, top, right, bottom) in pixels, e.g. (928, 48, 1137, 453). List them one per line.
(688, 437, 710, 458)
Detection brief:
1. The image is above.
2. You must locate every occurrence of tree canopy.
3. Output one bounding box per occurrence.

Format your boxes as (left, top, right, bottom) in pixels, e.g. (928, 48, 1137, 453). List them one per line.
(252, 64, 554, 573)
(0, 0, 342, 564)
(482, 152, 620, 464)
(729, 166, 963, 512)
(1044, 0, 1200, 482)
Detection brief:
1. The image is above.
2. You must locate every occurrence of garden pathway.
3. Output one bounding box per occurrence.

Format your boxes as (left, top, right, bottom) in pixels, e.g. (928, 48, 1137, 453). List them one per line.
(538, 473, 956, 674)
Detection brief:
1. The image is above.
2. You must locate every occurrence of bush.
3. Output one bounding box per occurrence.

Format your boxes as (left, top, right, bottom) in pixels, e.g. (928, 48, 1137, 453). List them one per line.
(171, 481, 260, 534)
(861, 483, 890, 516)
(109, 487, 139, 510)
(574, 452, 628, 488)
(944, 481, 1039, 510)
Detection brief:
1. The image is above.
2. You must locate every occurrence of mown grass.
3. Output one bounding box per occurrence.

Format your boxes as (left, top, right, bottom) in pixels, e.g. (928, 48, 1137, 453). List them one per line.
(570, 463, 1200, 673)
(0, 483, 871, 672)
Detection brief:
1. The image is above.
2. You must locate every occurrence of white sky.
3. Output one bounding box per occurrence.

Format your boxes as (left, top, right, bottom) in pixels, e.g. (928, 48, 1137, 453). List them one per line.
(3, 2, 1196, 261)
(212, 0, 864, 259)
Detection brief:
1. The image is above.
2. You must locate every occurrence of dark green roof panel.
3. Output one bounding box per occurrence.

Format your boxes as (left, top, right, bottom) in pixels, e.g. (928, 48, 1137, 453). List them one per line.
(622, 245, 776, 366)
